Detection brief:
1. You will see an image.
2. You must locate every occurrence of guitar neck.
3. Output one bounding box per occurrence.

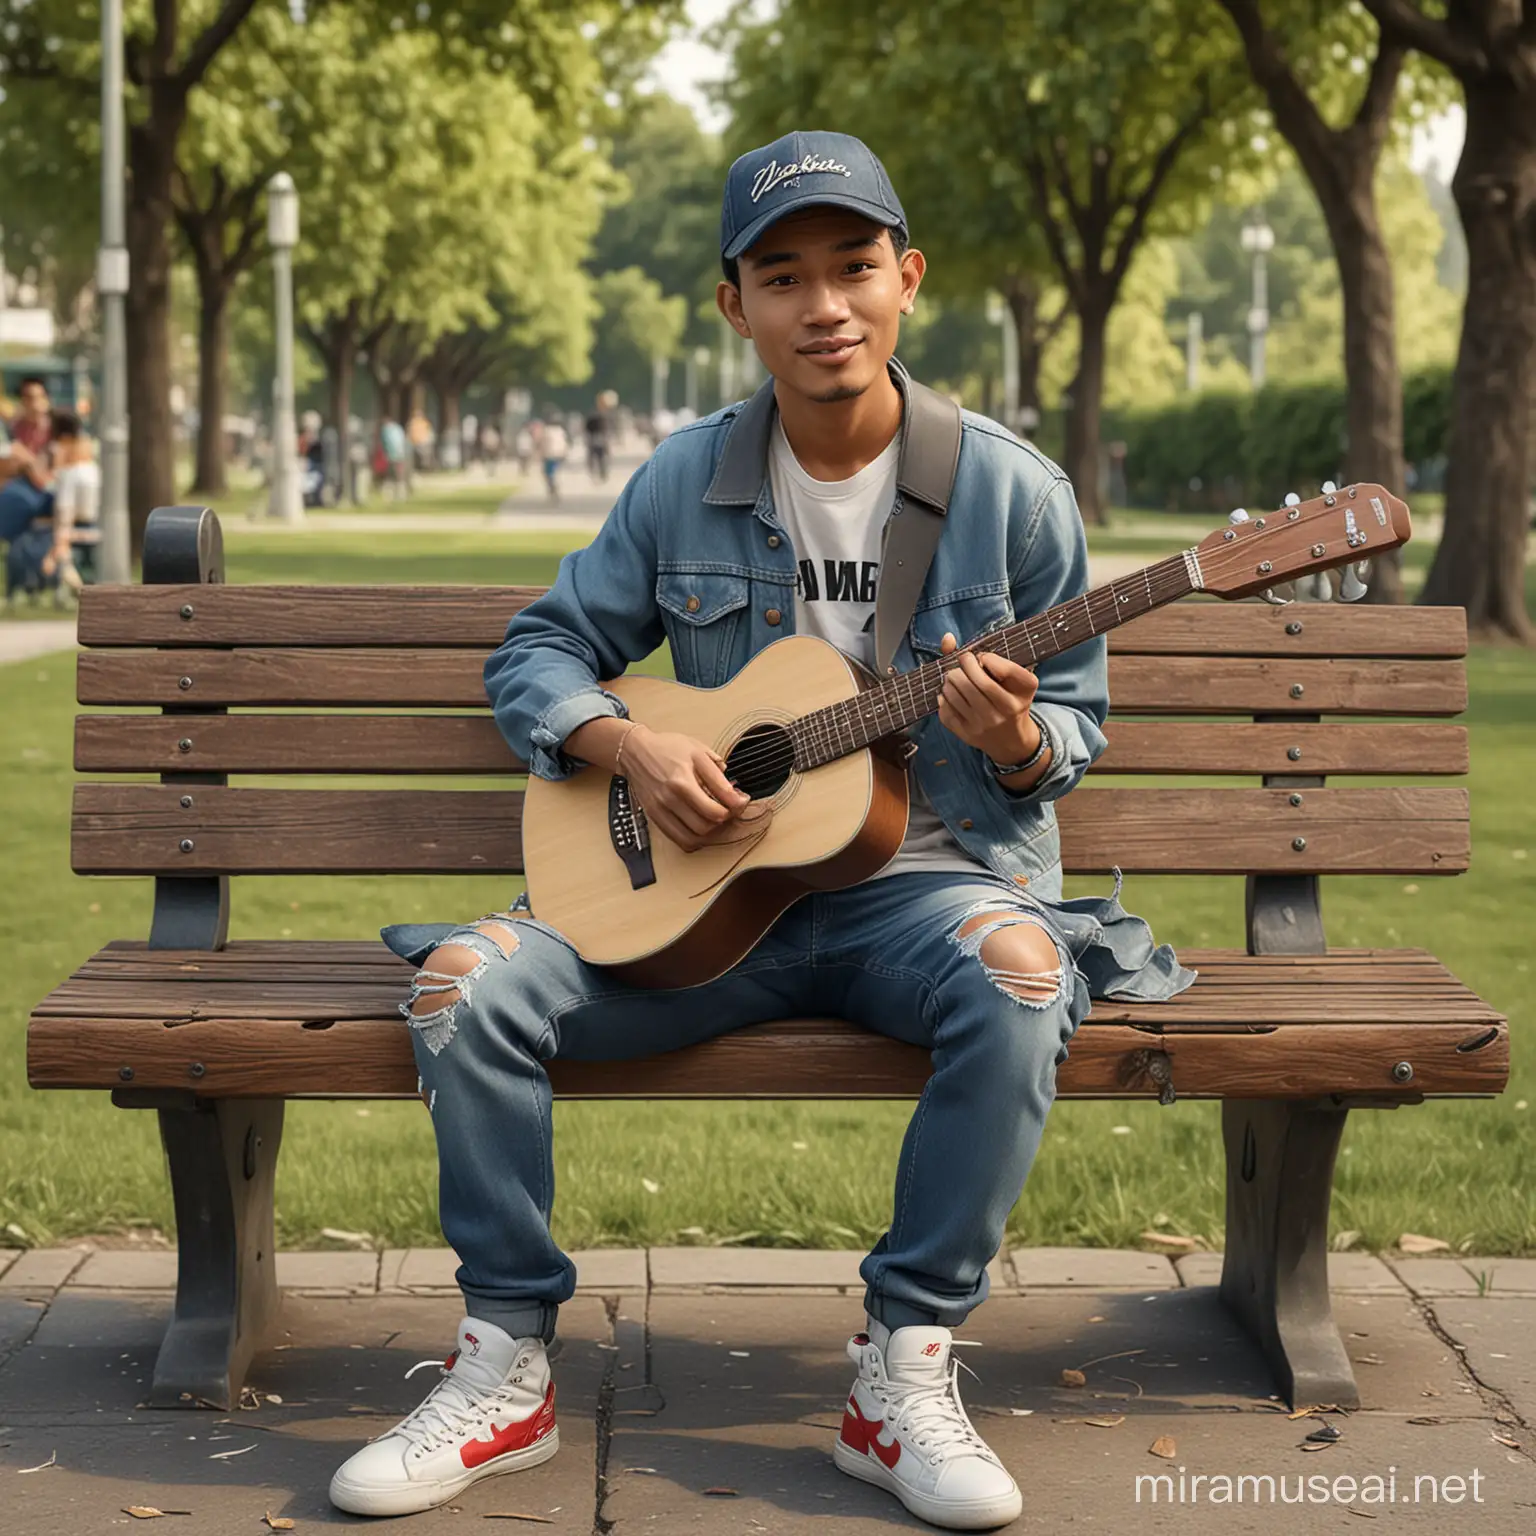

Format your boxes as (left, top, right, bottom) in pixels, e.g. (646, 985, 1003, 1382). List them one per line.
(790, 548, 1200, 769)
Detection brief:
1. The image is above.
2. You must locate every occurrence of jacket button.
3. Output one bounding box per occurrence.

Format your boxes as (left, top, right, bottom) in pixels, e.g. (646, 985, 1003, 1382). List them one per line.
(765, 608, 782, 626)
(1014, 874, 1030, 887)
(686, 595, 700, 613)
(767, 534, 781, 548)
(960, 818, 974, 831)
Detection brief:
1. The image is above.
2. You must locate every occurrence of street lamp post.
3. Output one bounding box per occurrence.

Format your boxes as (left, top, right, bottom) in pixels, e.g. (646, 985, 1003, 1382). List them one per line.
(1241, 213, 1274, 391)
(266, 172, 302, 523)
(650, 354, 671, 418)
(96, 0, 131, 584)
(687, 345, 710, 416)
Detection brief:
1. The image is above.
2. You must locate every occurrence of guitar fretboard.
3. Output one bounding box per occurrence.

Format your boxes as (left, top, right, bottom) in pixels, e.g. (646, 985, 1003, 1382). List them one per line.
(787, 550, 1197, 769)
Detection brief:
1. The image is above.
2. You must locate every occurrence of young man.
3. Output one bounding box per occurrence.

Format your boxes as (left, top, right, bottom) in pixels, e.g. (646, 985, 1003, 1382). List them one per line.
(334, 131, 1194, 1528)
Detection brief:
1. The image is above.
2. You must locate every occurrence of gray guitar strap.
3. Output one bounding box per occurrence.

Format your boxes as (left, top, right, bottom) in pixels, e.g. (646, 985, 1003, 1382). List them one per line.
(874, 373, 963, 674)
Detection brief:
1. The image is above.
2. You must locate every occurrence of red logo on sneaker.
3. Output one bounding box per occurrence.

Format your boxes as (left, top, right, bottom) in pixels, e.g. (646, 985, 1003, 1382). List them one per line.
(460, 1383, 557, 1470)
(921, 1342, 942, 1357)
(463, 1332, 481, 1357)
(840, 1396, 901, 1470)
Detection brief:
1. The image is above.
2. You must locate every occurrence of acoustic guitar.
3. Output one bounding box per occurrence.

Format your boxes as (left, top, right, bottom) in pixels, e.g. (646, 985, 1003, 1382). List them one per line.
(522, 484, 1411, 987)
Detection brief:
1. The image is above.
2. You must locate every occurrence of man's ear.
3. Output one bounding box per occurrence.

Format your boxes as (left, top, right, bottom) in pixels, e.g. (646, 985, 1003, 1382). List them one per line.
(716, 279, 752, 339)
(899, 245, 926, 315)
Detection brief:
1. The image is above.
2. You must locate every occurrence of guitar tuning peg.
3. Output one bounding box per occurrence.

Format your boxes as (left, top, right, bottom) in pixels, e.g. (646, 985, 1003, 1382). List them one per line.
(1321, 480, 1337, 494)
(1338, 563, 1369, 602)
(1258, 586, 1292, 607)
(1284, 492, 1301, 507)
(1228, 507, 1250, 525)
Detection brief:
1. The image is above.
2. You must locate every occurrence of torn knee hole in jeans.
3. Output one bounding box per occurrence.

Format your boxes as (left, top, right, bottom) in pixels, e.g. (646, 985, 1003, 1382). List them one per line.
(402, 913, 523, 1056)
(949, 905, 1064, 1008)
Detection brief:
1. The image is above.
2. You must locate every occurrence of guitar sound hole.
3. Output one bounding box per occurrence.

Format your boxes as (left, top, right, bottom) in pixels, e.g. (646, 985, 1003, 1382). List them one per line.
(724, 723, 795, 800)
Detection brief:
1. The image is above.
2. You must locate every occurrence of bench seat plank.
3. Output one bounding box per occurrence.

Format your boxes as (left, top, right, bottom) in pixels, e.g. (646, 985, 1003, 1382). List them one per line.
(70, 784, 1471, 877)
(28, 1013, 1506, 1100)
(73, 714, 1470, 778)
(75, 587, 1469, 659)
(75, 649, 1468, 715)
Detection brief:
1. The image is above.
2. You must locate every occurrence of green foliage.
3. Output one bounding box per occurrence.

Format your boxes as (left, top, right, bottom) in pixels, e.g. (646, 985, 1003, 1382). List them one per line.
(582, 267, 688, 407)
(1108, 364, 1455, 509)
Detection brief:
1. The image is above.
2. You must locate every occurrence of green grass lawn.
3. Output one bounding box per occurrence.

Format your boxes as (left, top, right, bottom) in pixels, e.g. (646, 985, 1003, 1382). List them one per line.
(1, 520, 1531, 1260)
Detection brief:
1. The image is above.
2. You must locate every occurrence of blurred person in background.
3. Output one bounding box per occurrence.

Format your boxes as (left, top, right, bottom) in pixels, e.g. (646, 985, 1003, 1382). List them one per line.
(540, 412, 569, 502)
(583, 393, 613, 484)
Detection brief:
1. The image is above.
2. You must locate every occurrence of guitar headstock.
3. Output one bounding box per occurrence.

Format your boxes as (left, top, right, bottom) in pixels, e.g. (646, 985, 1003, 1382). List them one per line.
(1194, 482, 1411, 601)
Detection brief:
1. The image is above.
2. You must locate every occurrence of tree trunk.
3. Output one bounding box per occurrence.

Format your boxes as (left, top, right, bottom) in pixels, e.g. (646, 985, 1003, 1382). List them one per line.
(126, 107, 185, 552)
(438, 384, 462, 443)
(1321, 182, 1406, 604)
(1063, 297, 1110, 524)
(323, 321, 356, 479)
(190, 266, 231, 496)
(1004, 274, 1045, 423)
(1419, 70, 1536, 642)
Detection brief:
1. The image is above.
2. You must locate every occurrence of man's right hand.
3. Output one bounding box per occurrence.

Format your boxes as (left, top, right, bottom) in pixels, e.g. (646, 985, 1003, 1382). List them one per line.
(618, 726, 755, 852)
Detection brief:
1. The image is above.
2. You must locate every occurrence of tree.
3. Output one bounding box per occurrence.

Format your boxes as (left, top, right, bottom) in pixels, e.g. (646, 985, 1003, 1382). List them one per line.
(1215, 2, 1453, 603)
(720, 0, 1261, 521)
(1361, 0, 1536, 640)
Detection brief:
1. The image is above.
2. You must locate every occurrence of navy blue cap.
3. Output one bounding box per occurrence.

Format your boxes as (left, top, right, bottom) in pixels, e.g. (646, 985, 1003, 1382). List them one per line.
(721, 130, 907, 262)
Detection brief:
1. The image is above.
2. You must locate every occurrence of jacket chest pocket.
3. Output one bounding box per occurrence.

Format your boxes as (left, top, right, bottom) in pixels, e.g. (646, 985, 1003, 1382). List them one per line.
(909, 588, 1015, 661)
(656, 571, 751, 687)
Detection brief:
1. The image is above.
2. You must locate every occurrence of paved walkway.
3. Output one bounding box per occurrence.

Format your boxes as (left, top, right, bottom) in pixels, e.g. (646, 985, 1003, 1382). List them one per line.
(2, 1244, 1532, 1530)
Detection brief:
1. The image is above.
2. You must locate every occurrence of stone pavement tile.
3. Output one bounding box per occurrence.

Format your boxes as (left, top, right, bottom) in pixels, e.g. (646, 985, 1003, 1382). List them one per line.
(274, 1250, 379, 1294)
(395, 1245, 459, 1290)
(1331, 1293, 1484, 1414)
(0, 1246, 89, 1292)
(1427, 1296, 1536, 1426)
(1176, 1251, 1224, 1286)
(603, 1292, 1533, 1533)
(1176, 1251, 1410, 1293)
(0, 1247, 19, 1278)
(1386, 1256, 1487, 1296)
(378, 1246, 409, 1291)
(70, 1249, 179, 1289)
(0, 1291, 612, 1529)
(1012, 1246, 1179, 1289)
(1458, 1257, 1536, 1296)
(650, 1246, 1005, 1293)
(570, 1247, 647, 1291)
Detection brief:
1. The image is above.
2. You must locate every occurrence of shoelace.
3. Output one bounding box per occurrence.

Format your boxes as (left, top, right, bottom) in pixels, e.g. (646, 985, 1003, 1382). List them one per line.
(392, 1354, 531, 1455)
(871, 1344, 992, 1466)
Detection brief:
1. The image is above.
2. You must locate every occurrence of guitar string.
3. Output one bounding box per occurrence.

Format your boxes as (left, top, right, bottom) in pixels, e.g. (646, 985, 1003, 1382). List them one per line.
(638, 554, 1194, 786)
(709, 555, 1193, 781)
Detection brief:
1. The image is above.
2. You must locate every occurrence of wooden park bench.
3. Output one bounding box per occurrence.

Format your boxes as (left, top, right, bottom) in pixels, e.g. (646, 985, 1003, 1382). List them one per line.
(27, 505, 1508, 1413)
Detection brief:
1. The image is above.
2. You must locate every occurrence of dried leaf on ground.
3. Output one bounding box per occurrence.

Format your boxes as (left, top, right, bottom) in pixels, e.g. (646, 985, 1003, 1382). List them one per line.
(1407, 1416, 1444, 1425)
(1139, 1231, 1198, 1249)
(263, 1514, 296, 1531)
(703, 1487, 740, 1496)
(208, 1443, 256, 1460)
(1397, 1233, 1451, 1255)
(1148, 1436, 1177, 1459)
(320, 1227, 374, 1248)
(16, 1451, 57, 1473)
(1346, 1509, 1378, 1519)
(1287, 1404, 1341, 1420)
(1058, 1368, 1086, 1388)
(123, 1511, 190, 1521)
(1299, 1441, 1334, 1453)
(1064, 1415, 1125, 1428)
(1352, 1354, 1385, 1366)
(1492, 1433, 1521, 1450)
(623, 1467, 660, 1475)
(482, 1516, 553, 1525)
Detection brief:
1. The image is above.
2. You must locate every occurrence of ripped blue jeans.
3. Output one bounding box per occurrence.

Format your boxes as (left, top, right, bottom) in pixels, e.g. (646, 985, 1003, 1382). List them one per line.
(380, 869, 1194, 1343)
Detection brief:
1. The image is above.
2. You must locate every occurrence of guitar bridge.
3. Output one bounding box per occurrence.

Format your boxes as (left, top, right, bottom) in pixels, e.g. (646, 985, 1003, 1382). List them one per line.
(608, 775, 656, 890)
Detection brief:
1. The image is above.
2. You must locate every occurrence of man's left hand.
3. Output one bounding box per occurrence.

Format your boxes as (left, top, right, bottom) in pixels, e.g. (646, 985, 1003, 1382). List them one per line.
(935, 631, 1041, 766)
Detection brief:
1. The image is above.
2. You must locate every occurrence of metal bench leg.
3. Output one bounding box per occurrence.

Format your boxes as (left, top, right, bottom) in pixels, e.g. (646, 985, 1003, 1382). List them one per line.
(149, 1099, 285, 1408)
(1218, 1098, 1359, 1410)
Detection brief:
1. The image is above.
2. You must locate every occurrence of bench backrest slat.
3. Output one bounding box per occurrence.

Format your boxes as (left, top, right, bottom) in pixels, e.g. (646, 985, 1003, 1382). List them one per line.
(76, 649, 1467, 715)
(76, 586, 1468, 658)
(73, 715, 1469, 777)
(70, 783, 1469, 877)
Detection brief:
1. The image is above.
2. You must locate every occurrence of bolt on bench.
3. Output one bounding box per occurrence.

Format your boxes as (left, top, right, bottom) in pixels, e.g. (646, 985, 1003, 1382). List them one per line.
(28, 506, 1508, 1412)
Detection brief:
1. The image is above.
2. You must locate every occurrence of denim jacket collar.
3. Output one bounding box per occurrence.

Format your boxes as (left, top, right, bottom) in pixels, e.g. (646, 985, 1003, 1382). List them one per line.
(702, 356, 957, 515)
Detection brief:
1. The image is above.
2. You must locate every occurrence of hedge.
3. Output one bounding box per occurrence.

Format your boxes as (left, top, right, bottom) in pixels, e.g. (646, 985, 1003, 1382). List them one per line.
(1100, 365, 1454, 512)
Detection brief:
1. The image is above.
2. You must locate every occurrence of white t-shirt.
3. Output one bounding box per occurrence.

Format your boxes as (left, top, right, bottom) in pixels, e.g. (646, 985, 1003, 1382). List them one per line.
(54, 460, 101, 539)
(767, 417, 986, 880)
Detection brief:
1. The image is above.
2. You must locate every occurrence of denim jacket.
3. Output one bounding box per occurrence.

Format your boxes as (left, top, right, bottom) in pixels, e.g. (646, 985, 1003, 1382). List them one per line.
(484, 360, 1109, 902)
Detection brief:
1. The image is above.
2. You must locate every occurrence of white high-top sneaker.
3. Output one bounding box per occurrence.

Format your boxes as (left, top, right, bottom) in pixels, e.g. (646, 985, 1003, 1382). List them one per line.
(329, 1318, 558, 1516)
(833, 1322, 1022, 1530)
